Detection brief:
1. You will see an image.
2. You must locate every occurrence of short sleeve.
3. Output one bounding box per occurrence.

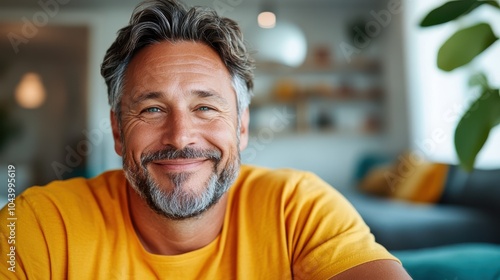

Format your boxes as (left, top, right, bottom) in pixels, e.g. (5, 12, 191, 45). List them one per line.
(0, 188, 66, 280)
(285, 172, 399, 280)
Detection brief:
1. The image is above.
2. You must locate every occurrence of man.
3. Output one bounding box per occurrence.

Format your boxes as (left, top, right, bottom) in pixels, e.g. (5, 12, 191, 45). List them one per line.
(0, 0, 411, 279)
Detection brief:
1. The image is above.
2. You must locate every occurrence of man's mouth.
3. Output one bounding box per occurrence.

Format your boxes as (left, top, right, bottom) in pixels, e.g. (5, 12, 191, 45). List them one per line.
(151, 158, 210, 172)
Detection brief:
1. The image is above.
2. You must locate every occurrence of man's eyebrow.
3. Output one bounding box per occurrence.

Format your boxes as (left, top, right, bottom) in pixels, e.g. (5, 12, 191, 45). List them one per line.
(192, 90, 229, 105)
(130, 92, 162, 106)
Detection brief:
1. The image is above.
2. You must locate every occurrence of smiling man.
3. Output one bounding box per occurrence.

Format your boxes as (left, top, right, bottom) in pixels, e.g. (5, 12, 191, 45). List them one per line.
(117, 41, 245, 255)
(0, 0, 411, 279)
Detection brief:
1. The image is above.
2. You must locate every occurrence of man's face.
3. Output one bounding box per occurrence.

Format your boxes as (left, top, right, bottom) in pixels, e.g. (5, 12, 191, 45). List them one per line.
(111, 41, 249, 220)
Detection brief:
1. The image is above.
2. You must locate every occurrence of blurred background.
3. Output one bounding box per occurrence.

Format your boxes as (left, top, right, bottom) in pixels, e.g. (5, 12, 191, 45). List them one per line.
(1, 0, 499, 192)
(1, 0, 500, 275)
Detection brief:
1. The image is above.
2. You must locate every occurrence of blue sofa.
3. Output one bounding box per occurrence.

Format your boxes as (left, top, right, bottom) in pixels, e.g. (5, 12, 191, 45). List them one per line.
(343, 189, 500, 250)
(340, 154, 500, 279)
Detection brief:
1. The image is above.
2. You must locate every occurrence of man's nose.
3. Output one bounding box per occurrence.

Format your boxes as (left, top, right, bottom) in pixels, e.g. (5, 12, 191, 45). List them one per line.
(160, 109, 197, 150)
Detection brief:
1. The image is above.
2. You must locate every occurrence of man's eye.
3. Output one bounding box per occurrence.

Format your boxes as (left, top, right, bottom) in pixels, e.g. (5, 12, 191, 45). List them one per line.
(197, 106, 213, 112)
(143, 107, 161, 113)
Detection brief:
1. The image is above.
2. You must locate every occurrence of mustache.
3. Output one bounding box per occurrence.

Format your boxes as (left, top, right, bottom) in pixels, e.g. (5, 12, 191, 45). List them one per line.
(141, 146, 222, 168)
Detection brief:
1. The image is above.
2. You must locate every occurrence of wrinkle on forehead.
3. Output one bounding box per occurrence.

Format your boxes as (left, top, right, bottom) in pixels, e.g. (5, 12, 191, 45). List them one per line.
(149, 55, 222, 73)
(127, 41, 231, 79)
(122, 41, 236, 107)
(125, 41, 232, 95)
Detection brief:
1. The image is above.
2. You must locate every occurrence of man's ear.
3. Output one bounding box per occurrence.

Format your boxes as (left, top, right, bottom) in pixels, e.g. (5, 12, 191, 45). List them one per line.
(110, 110, 123, 156)
(239, 108, 250, 151)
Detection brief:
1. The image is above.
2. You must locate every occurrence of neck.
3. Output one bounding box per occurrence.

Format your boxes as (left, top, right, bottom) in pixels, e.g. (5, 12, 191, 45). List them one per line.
(127, 185, 227, 255)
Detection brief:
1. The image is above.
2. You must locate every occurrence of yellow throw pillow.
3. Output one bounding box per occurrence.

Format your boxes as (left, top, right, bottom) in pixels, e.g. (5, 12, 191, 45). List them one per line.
(359, 153, 449, 203)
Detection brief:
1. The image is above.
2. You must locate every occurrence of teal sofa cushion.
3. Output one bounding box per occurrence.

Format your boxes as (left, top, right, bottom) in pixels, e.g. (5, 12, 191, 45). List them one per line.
(393, 243, 500, 280)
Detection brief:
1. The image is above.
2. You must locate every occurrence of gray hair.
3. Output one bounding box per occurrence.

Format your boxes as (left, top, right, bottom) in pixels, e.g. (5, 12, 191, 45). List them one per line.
(100, 0, 254, 118)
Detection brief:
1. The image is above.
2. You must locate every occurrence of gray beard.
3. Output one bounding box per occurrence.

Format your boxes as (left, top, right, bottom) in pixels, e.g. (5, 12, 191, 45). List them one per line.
(123, 146, 240, 220)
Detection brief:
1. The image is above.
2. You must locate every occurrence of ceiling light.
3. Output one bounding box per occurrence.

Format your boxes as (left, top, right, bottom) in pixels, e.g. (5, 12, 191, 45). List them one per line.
(15, 72, 46, 109)
(258, 11, 276, 28)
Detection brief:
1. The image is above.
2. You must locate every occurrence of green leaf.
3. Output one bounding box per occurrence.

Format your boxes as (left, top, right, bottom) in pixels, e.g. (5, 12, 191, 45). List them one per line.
(468, 72, 489, 89)
(455, 89, 500, 171)
(437, 23, 498, 71)
(485, 0, 500, 9)
(420, 0, 496, 27)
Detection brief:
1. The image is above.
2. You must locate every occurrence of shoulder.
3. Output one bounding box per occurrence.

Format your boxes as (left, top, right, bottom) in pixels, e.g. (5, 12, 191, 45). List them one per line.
(0, 170, 128, 278)
(233, 164, 343, 205)
(231, 164, 353, 225)
(236, 164, 327, 189)
(24, 169, 124, 197)
(1, 169, 128, 245)
(16, 170, 127, 218)
(25, 169, 123, 192)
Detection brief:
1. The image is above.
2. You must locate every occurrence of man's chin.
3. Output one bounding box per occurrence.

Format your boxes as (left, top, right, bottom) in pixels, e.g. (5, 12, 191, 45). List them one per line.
(147, 172, 205, 196)
(147, 188, 222, 221)
(155, 199, 220, 221)
(148, 161, 216, 189)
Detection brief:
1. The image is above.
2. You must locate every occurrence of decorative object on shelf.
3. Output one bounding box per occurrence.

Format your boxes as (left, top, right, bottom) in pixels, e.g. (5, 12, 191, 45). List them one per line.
(315, 108, 335, 131)
(312, 45, 332, 68)
(420, 0, 500, 171)
(363, 112, 383, 134)
(272, 79, 299, 102)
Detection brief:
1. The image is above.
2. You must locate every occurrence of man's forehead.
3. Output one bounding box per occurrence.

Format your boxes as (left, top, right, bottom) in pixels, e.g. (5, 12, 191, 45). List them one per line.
(123, 41, 233, 88)
(127, 41, 231, 76)
(122, 41, 236, 104)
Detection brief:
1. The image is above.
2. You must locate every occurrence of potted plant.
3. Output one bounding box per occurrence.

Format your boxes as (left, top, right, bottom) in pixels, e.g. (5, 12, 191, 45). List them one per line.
(420, 0, 500, 171)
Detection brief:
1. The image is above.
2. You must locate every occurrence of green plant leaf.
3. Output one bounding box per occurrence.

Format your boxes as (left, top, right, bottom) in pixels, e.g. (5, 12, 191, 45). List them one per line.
(420, 0, 497, 27)
(485, 0, 500, 9)
(437, 23, 498, 71)
(455, 89, 500, 171)
(468, 72, 489, 89)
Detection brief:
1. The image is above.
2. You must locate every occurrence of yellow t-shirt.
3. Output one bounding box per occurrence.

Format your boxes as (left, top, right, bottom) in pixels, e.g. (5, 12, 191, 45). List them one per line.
(0, 165, 397, 279)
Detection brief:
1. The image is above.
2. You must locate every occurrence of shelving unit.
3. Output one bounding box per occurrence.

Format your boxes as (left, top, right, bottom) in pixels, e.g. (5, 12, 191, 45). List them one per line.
(249, 58, 386, 136)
